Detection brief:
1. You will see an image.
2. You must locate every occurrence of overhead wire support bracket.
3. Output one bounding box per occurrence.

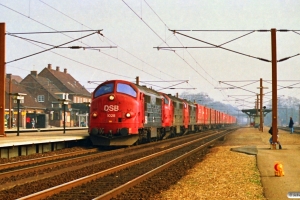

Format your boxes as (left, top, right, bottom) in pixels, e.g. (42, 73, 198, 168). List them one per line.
(166, 30, 271, 62)
(169, 29, 270, 32)
(6, 30, 100, 64)
(6, 29, 103, 35)
(61, 46, 117, 49)
(277, 53, 300, 62)
(257, 58, 271, 62)
(277, 29, 289, 32)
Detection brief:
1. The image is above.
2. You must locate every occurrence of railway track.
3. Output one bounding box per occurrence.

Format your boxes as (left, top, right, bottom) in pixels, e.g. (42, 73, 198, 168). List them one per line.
(278, 126, 300, 134)
(0, 148, 99, 172)
(0, 127, 237, 200)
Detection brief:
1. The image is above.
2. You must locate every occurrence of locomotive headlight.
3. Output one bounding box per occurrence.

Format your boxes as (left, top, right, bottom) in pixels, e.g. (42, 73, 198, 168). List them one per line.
(125, 112, 135, 118)
(108, 95, 115, 101)
(92, 112, 98, 118)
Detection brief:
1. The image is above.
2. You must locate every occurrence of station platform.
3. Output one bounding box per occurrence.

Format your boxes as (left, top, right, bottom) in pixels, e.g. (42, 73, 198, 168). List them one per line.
(0, 128, 89, 159)
(226, 126, 300, 200)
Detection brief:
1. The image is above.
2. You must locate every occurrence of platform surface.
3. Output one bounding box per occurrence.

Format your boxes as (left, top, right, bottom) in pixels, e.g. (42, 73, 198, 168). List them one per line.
(0, 128, 89, 147)
(227, 126, 300, 200)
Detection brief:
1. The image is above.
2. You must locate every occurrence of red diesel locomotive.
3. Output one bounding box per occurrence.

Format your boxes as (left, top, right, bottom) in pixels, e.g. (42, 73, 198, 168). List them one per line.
(89, 79, 236, 146)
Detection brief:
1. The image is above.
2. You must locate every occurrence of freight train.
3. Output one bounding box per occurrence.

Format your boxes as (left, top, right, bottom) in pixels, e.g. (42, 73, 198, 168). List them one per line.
(88, 79, 236, 146)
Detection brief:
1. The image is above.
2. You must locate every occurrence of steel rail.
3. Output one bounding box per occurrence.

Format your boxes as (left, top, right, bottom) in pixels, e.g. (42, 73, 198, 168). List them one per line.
(0, 149, 105, 180)
(0, 130, 215, 180)
(278, 126, 300, 134)
(94, 130, 233, 200)
(17, 130, 232, 200)
(0, 148, 99, 171)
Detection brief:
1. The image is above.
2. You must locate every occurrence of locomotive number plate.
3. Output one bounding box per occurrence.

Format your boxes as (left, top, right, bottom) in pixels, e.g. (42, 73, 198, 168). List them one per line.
(107, 114, 115, 117)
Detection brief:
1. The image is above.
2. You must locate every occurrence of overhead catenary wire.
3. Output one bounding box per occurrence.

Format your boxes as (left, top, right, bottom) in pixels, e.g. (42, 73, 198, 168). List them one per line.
(2, 0, 227, 100)
(143, 0, 217, 86)
(223, 79, 300, 108)
(103, 35, 179, 80)
(123, 0, 235, 101)
(39, 0, 87, 28)
(7, 36, 132, 79)
(122, 0, 199, 89)
(141, 0, 245, 105)
(5, 2, 297, 108)
(1, 3, 166, 82)
(39, 0, 172, 80)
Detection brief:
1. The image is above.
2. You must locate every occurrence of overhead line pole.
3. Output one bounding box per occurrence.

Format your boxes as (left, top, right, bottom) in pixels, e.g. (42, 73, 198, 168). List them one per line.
(260, 78, 264, 132)
(271, 28, 278, 143)
(0, 23, 6, 136)
(256, 94, 259, 116)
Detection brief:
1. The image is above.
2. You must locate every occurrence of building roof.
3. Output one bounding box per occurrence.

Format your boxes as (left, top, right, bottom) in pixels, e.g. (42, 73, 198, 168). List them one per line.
(11, 75, 23, 83)
(241, 108, 272, 117)
(5, 78, 45, 109)
(41, 65, 91, 97)
(30, 75, 62, 98)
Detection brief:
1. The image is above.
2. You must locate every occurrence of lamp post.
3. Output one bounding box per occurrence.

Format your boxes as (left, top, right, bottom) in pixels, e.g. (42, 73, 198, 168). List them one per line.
(57, 98, 69, 134)
(83, 102, 91, 127)
(257, 78, 268, 132)
(9, 93, 27, 136)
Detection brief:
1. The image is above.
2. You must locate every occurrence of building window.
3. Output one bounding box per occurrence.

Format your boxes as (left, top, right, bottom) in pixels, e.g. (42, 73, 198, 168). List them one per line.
(37, 95, 45, 102)
(13, 99, 24, 103)
(54, 112, 60, 120)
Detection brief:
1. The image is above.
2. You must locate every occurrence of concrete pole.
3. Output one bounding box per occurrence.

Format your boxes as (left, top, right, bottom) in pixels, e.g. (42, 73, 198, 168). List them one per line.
(256, 95, 259, 116)
(0, 23, 6, 136)
(298, 105, 300, 126)
(260, 78, 263, 132)
(286, 108, 288, 125)
(63, 101, 66, 134)
(9, 76, 11, 129)
(271, 28, 278, 143)
(17, 99, 20, 136)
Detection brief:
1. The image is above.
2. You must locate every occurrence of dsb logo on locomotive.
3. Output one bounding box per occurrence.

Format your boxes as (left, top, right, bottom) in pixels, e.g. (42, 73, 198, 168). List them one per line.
(104, 105, 119, 112)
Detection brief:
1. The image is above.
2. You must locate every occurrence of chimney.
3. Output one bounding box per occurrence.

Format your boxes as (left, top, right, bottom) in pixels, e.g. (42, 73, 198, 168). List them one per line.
(48, 64, 52, 70)
(6, 74, 12, 80)
(31, 71, 38, 77)
(64, 68, 67, 74)
(56, 66, 60, 71)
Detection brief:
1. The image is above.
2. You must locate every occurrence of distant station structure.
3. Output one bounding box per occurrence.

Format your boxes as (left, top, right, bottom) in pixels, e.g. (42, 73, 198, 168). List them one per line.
(242, 108, 272, 127)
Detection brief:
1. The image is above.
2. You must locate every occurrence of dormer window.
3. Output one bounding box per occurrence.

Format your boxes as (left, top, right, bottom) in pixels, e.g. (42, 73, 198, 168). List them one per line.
(37, 95, 45, 102)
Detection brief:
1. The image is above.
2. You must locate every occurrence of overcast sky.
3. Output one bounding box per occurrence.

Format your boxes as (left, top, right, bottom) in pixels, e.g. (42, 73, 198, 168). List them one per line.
(1, 0, 300, 110)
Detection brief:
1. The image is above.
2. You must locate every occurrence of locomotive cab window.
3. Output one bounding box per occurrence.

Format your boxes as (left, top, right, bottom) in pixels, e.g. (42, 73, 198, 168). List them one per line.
(94, 83, 114, 98)
(117, 83, 137, 97)
(180, 103, 183, 109)
(156, 98, 162, 105)
(163, 96, 169, 105)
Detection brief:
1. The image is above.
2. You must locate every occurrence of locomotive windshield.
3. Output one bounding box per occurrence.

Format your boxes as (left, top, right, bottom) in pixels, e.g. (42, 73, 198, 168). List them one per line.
(163, 96, 169, 105)
(117, 83, 137, 97)
(94, 83, 114, 98)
